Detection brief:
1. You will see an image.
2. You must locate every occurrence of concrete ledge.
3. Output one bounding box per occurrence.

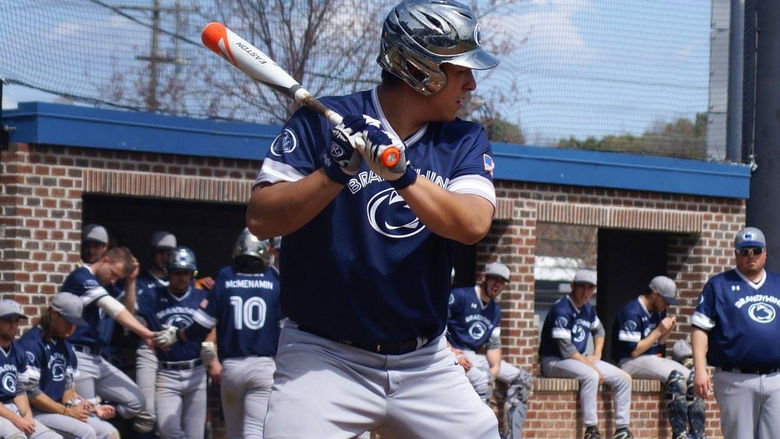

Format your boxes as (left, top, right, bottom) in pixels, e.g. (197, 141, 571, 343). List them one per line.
(534, 377, 662, 393)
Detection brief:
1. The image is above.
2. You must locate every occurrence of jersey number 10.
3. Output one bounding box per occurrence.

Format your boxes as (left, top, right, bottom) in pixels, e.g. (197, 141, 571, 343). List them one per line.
(230, 296, 267, 330)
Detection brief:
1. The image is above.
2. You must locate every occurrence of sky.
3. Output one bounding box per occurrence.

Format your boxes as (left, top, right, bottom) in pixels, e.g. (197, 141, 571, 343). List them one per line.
(1, 0, 713, 145)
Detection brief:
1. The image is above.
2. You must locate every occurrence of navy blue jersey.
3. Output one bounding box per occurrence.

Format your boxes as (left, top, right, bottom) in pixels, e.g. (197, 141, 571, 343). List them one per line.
(539, 296, 601, 357)
(692, 269, 780, 368)
(61, 266, 118, 348)
(446, 287, 501, 351)
(255, 88, 496, 344)
(137, 286, 207, 362)
(136, 270, 168, 293)
(612, 298, 664, 362)
(0, 341, 29, 403)
(19, 327, 77, 403)
(192, 266, 282, 360)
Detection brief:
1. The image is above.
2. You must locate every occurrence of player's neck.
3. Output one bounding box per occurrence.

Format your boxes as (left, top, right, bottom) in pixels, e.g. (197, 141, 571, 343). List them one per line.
(476, 284, 490, 303)
(149, 267, 165, 278)
(376, 83, 428, 140)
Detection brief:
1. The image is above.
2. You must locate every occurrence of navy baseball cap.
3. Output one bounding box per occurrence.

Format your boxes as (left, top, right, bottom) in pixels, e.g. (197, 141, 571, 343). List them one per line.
(734, 226, 766, 249)
(649, 275, 679, 305)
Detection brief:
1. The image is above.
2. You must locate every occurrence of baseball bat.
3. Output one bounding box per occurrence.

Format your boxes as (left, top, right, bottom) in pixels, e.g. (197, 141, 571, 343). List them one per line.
(201, 22, 400, 168)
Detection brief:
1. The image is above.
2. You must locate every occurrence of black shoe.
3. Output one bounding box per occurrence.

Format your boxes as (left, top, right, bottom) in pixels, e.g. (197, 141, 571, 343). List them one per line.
(585, 425, 603, 439)
(612, 427, 633, 439)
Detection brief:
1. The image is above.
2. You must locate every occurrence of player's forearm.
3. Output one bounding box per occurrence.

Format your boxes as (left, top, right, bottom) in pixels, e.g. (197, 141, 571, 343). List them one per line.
(630, 331, 660, 357)
(12, 394, 32, 417)
(486, 348, 501, 377)
(29, 392, 67, 415)
(399, 177, 494, 244)
(691, 328, 709, 370)
(247, 172, 342, 238)
(115, 309, 153, 338)
(123, 281, 138, 313)
(592, 336, 604, 359)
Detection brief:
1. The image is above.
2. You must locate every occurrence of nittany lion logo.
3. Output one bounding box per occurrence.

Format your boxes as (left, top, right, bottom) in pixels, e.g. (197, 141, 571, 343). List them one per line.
(743, 232, 756, 240)
(555, 316, 569, 329)
(748, 302, 776, 324)
(270, 129, 298, 156)
(572, 325, 586, 343)
(624, 320, 637, 331)
(468, 321, 488, 340)
(51, 362, 66, 382)
(1, 372, 16, 393)
(166, 314, 194, 329)
(25, 351, 35, 366)
(367, 188, 426, 238)
(448, 294, 455, 306)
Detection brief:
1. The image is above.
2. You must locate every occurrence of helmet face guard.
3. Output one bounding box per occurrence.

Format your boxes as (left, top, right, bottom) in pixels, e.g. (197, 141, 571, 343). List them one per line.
(377, 0, 499, 95)
(233, 228, 273, 266)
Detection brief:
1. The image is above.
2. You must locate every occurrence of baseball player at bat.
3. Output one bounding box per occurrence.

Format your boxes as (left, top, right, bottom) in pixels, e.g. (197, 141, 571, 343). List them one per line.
(612, 276, 707, 439)
(539, 269, 633, 439)
(246, 0, 500, 437)
(137, 247, 208, 439)
(21, 293, 119, 439)
(692, 227, 780, 439)
(60, 247, 156, 433)
(155, 229, 282, 439)
(446, 262, 532, 439)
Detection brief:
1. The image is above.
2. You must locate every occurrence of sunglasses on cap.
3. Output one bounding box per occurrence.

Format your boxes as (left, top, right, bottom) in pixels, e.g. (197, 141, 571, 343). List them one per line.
(736, 247, 764, 256)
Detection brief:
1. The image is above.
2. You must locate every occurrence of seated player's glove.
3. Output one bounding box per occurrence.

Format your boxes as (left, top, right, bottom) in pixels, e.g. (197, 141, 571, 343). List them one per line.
(354, 116, 416, 190)
(323, 115, 375, 184)
(153, 325, 178, 348)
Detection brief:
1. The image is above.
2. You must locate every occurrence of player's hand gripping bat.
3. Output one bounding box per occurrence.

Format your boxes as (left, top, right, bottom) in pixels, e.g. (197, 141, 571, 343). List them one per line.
(201, 22, 401, 168)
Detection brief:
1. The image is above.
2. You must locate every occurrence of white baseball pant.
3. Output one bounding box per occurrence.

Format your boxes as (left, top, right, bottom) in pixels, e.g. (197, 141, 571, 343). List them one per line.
(155, 364, 207, 439)
(0, 403, 61, 439)
(34, 411, 118, 439)
(263, 326, 499, 439)
(619, 355, 690, 380)
(541, 356, 632, 428)
(133, 343, 158, 432)
(221, 356, 275, 439)
(73, 349, 147, 421)
(713, 369, 780, 439)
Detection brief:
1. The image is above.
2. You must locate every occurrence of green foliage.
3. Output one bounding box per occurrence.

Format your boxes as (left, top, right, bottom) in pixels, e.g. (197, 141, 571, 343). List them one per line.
(558, 113, 707, 159)
(480, 116, 526, 144)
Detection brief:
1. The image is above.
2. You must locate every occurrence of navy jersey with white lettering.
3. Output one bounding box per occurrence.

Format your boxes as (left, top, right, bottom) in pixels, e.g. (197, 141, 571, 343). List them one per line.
(136, 269, 168, 293)
(692, 268, 780, 368)
(192, 265, 282, 360)
(539, 296, 601, 357)
(0, 341, 28, 403)
(446, 287, 501, 351)
(256, 88, 496, 345)
(61, 266, 117, 348)
(137, 286, 207, 362)
(19, 327, 77, 403)
(612, 298, 663, 362)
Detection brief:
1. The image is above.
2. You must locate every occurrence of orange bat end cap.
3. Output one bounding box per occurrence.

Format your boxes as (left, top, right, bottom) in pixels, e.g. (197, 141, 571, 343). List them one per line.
(381, 147, 401, 168)
(201, 22, 235, 64)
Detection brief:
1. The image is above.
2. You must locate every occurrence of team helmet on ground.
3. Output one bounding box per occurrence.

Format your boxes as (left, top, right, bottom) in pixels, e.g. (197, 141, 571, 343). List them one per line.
(233, 228, 273, 265)
(167, 246, 197, 272)
(377, 0, 499, 95)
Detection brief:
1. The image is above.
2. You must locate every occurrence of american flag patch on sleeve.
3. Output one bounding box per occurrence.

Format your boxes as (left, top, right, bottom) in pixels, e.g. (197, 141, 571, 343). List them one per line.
(483, 154, 495, 175)
(199, 298, 209, 309)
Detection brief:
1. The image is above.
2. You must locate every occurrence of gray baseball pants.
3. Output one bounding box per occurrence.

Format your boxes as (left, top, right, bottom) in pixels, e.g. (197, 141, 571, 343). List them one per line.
(263, 326, 499, 439)
(541, 356, 632, 428)
(73, 350, 146, 420)
(0, 403, 60, 439)
(34, 411, 119, 439)
(221, 356, 275, 439)
(619, 355, 690, 380)
(713, 369, 780, 439)
(133, 343, 158, 432)
(155, 364, 207, 439)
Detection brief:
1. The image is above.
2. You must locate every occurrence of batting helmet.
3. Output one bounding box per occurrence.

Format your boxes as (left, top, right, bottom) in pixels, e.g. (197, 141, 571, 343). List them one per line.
(377, 0, 499, 95)
(167, 246, 197, 273)
(233, 228, 273, 265)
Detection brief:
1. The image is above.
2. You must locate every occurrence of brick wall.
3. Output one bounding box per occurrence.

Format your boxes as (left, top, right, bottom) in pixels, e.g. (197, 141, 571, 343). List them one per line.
(1, 142, 745, 438)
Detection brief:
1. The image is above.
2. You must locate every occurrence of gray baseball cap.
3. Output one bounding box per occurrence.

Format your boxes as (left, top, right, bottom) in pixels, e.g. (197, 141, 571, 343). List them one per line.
(484, 262, 510, 282)
(51, 293, 87, 326)
(572, 269, 597, 286)
(735, 226, 766, 249)
(0, 300, 27, 320)
(649, 275, 679, 305)
(150, 231, 177, 250)
(82, 224, 108, 244)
